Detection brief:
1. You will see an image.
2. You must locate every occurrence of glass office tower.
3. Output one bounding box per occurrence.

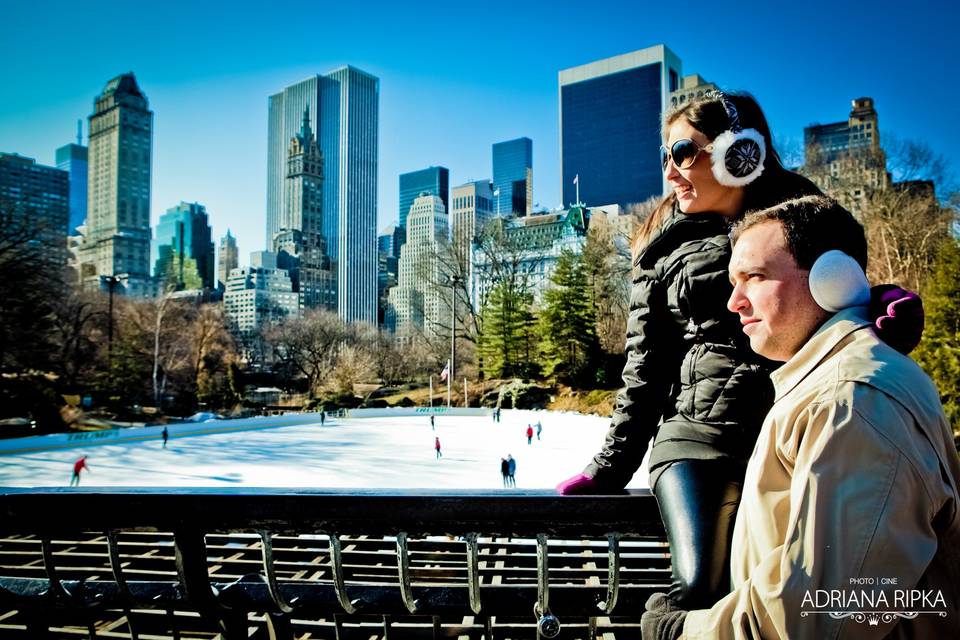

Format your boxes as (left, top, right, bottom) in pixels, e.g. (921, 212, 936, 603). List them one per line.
(559, 45, 681, 209)
(266, 66, 379, 323)
(55, 140, 87, 235)
(398, 166, 449, 245)
(492, 137, 532, 216)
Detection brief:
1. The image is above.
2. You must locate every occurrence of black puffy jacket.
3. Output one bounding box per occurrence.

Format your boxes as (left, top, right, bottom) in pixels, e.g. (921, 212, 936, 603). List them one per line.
(584, 209, 773, 490)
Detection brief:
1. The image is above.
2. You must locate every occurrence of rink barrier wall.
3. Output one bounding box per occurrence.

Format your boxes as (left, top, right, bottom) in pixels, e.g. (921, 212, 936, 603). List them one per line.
(0, 412, 330, 455)
(346, 407, 492, 418)
(0, 488, 669, 639)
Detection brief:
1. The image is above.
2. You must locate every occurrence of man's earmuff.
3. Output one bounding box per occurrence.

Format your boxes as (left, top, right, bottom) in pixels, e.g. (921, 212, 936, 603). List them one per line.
(710, 92, 767, 187)
(808, 250, 870, 312)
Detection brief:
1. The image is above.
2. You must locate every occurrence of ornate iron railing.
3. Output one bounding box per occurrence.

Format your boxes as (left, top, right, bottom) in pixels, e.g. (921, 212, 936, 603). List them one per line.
(0, 488, 669, 639)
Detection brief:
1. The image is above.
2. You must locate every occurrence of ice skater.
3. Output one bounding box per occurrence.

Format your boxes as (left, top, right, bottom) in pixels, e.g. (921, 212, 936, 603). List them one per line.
(435, 436, 442, 459)
(430, 414, 435, 430)
(161, 426, 168, 448)
(320, 410, 326, 426)
(526, 425, 534, 445)
(500, 457, 510, 487)
(70, 456, 89, 486)
(507, 454, 516, 487)
(536, 421, 542, 440)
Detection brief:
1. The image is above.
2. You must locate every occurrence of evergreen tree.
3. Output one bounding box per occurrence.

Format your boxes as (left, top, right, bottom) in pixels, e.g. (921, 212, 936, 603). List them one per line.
(478, 281, 538, 379)
(914, 237, 960, 436)
(538, 250, 600, 385)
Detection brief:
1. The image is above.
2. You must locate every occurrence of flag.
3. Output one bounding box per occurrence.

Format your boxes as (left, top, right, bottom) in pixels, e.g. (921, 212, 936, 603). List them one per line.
(573, 174, 579, 185)
(440, 360, 450, 382)
(493, 188, 500, 197)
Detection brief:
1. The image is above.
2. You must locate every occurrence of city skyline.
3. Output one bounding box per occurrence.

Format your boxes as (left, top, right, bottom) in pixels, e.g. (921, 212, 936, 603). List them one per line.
(2, 0, 957, 264)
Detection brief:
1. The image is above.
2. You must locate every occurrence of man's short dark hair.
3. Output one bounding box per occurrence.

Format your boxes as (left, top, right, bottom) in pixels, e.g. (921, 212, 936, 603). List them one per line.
(731, 195, 867, 271)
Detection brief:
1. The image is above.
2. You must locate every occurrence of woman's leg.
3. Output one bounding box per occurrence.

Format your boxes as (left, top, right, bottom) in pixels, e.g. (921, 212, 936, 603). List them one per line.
(653, 459, 744, 609)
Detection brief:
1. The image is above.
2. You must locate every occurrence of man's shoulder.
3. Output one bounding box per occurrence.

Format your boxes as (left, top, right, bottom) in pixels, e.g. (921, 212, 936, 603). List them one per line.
(831, 328, 939, 410)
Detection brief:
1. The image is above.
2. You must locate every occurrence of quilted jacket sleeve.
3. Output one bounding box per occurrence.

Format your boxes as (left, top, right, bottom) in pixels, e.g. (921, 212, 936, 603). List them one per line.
(584, 266, 680, 489)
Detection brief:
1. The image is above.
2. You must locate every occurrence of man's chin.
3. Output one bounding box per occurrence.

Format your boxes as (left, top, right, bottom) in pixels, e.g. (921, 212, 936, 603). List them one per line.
(749, 336, 781, 362)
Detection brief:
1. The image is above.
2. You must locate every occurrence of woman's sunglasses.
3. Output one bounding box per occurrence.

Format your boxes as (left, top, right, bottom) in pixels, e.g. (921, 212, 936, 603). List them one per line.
(660, 139, 714, 171)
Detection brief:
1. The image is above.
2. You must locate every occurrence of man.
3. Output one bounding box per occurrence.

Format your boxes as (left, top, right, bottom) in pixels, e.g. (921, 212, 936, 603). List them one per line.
(643, 195, 960, 639)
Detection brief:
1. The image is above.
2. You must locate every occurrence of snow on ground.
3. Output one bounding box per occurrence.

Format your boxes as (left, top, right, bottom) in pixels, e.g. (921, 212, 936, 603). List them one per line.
(0, 410, 650, 490)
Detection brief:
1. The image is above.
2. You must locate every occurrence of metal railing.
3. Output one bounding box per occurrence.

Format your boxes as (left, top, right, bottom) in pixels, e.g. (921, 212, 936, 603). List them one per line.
(0, 488, 669, 640)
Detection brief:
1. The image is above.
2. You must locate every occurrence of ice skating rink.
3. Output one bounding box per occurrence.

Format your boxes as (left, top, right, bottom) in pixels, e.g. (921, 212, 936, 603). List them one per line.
(0, 410, 650, 490)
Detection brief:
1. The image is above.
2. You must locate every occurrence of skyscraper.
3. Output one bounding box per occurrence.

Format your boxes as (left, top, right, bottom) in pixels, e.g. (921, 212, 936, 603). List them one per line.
(77, 72, 153, 295)
(55, 122, 87, 236)
(266, 66, 379, 324)
(152, 202, 215, 290)
(559, 45, 681, 209)
(803, 97, 889, 215)
(218, 230, 238, 290)
(492, 138, 532, 216)
(377, 225, 399, 329)
(388, 194, 449, 338)
(451, 180, 494, 309)
(398, 166, 449, 251)
(273, 108, 335, 310)
(0, 153, 69, 267)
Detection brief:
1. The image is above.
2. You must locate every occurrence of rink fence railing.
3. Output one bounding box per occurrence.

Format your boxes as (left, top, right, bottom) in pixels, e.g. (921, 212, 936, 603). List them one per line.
(0, 488, 669, 639)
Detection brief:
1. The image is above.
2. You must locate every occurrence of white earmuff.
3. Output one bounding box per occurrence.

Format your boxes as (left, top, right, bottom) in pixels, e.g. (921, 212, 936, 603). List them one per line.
(710, 92, 767, 187)
(808, 250, 870, 312)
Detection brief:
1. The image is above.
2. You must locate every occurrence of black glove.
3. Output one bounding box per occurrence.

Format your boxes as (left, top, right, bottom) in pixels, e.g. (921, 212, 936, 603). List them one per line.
(641, 592, 687, 640)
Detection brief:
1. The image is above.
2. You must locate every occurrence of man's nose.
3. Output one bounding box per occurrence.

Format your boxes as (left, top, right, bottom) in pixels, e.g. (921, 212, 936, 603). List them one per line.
(727, 283, 748, 314)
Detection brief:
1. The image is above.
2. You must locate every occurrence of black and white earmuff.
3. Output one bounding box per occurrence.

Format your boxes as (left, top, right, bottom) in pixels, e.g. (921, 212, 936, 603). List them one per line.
(710, 92, 767, 187)
(808, 250, 870, 312)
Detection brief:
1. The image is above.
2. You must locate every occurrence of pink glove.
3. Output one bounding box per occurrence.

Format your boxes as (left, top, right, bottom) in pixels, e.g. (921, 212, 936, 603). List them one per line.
(869, 285, 924, 355)
(556, 473, 599, 495)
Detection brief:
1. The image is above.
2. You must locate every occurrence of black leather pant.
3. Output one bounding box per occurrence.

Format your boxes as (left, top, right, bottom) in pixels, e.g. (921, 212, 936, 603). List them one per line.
(653, 459, 744, 609)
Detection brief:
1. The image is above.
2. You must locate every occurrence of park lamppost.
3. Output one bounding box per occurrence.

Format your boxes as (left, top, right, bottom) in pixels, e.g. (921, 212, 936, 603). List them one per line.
(101, 275, 121, 377)
(447, 274, 462, 408)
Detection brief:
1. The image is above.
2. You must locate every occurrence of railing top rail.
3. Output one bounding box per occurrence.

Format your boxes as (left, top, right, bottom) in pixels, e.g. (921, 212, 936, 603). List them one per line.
(0, 488, 662, 537)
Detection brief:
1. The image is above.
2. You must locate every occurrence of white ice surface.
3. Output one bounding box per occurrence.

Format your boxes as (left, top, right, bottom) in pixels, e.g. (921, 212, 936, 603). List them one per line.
(0, 410, 650, 490)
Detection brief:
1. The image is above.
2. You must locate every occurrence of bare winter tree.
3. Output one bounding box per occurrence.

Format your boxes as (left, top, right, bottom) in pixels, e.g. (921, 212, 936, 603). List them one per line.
(265, 309, 349, 397)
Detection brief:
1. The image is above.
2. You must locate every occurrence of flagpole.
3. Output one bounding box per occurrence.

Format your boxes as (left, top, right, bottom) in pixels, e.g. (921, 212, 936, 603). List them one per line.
(575, 174, 580, 206)
(464, 377, 468, 408)
(429, 375, 433, 407)
(447, 359, 452, 408)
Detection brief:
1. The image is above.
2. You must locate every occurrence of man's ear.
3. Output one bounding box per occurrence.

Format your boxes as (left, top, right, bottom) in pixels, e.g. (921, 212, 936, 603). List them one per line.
(808, 250, 870, 312)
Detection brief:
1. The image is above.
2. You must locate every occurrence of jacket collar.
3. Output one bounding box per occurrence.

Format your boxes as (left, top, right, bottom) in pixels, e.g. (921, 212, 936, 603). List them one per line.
(770, 306, 873, 402)
(636, 207, 729, 269)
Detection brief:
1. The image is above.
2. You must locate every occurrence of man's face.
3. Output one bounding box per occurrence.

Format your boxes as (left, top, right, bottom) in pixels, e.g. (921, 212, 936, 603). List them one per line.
(727, 221, 829, 362)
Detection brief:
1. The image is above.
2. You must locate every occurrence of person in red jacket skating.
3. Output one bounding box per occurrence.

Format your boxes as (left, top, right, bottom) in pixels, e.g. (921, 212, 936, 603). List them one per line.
(70, 456, 90, 486)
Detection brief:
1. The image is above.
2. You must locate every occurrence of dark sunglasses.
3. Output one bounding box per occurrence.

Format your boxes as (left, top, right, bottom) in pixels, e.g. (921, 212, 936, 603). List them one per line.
(660, 138, 714, 171)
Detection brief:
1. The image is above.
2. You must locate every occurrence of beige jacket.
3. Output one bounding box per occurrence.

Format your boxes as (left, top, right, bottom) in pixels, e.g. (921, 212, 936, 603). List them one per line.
(683, 307, 960, 639)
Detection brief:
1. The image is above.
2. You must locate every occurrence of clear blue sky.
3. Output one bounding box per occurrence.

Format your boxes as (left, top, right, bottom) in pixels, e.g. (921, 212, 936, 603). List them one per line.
(2, 0, 957, 263)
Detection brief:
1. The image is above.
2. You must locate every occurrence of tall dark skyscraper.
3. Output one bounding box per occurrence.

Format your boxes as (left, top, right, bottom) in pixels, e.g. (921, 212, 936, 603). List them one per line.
(559, 45, 681, 209)
(492, 138, 532, 216)
(55, 122, 87, 236)
(77, 72, 153, 296)
(0, 152, 69, 266)
(397, 166, 449, 253)
(152, 202, 215, 290)
(266, 66, 379, 323)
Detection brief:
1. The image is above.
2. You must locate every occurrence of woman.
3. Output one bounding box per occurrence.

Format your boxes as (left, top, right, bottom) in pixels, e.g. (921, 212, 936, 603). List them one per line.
(557, 91, 920, 609)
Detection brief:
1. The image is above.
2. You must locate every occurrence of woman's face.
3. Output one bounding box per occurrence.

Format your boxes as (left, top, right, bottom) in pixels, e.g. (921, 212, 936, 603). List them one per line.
(664, 118, 744, 217)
